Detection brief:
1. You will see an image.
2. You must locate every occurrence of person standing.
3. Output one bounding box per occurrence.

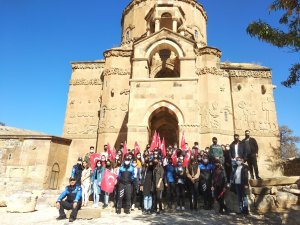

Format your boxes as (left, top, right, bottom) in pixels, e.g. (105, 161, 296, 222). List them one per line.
(103, 159, 113, 209)
(242, 130, 261, 179)
(211, 159, 228, 214)
(209, 137, 224, 165)
(81, 160, 91, 207)
(92, 160, 104, 208)
(116, 156, 134, 214)
(233, 157, 250, 215)
(164, 158, 176, 209)
(56, 177, 82, 222)
(153, 158, 164, 214)
(175, 161, 186, 211)
(71, 157, 83, 186)
(140, 157, 154, 214)
(223, 144, 232, 184)
(84, 146, 95, 165)
(186, 154, 200, 210)
(230, 134, 246, 179)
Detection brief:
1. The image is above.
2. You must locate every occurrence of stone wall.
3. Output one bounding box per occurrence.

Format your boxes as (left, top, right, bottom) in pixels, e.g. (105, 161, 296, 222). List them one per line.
(283, 158, 300, 176)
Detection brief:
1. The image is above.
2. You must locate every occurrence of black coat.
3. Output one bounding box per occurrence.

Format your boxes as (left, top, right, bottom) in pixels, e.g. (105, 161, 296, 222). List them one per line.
(229, 141, 247, 160)
(242, 137, 259, 156)
(233, 164, 249, 186)
(141, 166, 153, 195)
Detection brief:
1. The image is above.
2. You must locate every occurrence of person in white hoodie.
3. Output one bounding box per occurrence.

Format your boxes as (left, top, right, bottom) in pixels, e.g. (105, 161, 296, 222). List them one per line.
(81, 160, 91, 207)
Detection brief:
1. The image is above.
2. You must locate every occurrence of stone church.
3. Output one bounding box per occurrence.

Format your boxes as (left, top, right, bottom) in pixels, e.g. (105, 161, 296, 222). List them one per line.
(63, 0, 280, 176)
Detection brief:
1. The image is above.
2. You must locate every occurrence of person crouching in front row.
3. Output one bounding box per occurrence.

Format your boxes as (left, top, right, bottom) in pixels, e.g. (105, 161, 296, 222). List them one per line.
(56, 177, 82, 222)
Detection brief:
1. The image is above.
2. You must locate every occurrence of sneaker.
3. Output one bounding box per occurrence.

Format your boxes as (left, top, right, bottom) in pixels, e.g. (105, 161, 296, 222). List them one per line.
(116, 208, 121, 214)
(256, 176, 262, 180)
(56, 215, 66, 220)
(142, 210, 148, 215)
(93, 204, 99, 208)
(69, 217, 75, 222)
(176, 206, 181, 211)
(102, 204, 108, 209)
(181, 206, 185, 211)
(131, 204, 135, 211)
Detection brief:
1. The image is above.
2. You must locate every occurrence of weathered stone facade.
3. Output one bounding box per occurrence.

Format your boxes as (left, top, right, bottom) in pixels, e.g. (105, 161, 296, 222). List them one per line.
(63, 0, 280, 177)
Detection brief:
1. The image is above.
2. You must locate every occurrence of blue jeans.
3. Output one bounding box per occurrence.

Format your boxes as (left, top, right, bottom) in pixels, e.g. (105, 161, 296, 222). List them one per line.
(235, 184, 248, 213)
(143, 195, 152, 210)
(93, 181, 101, 205)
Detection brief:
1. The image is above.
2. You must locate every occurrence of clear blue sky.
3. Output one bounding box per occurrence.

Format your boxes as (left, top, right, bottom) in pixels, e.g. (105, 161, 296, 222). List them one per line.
(0, 0, 299, 142)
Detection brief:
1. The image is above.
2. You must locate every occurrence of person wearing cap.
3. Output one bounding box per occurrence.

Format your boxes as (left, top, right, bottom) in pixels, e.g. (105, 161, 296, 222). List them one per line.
(209, 137, 224, 165)
(211, 159, 228, 214)
(175, 161, 186, 211)
(56, 177, 82, 222)
(116, 156, 134, 214)
(84, 146, 95, 165)
(71, 157, 83, 185)
(199, 154, 214, 210)
(242, 130, 261, 180)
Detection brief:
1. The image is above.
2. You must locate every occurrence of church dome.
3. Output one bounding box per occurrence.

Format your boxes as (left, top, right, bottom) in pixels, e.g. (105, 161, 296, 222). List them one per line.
(121, 0, 207, 46)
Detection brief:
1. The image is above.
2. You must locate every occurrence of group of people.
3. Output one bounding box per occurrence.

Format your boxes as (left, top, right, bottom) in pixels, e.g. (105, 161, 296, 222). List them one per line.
(56, 130, 260, 222)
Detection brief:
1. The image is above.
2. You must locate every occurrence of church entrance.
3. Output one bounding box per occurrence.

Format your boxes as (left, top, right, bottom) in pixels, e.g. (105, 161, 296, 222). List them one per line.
(148, 106, 179, 147)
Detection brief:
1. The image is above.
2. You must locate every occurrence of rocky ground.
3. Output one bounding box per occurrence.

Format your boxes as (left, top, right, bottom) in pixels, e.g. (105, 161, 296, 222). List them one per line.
(1, 204, 298, 225)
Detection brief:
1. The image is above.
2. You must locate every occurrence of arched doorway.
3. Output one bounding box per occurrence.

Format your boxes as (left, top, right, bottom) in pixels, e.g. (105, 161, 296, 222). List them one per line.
(148, 107, 179, 147)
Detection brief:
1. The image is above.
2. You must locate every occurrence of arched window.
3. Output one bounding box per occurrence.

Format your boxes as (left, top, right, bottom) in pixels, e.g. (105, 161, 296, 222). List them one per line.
(161, 13, 172, 30)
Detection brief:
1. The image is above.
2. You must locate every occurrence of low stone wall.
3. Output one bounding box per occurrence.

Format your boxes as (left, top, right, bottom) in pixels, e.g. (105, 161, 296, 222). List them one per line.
(250, 176, 300, 213)
(283, 158, 300, 177)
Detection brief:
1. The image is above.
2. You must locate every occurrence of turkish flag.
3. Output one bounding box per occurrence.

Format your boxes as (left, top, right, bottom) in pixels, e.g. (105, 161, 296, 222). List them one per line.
(157, 134, 161, 149)
(90, 153, 101, 171)
(134, 141, 140, 156)
(101, 169, 118, 193)
(149, 131, 157, 152)
(122, 142, 128, 160)
(180, 132, 186, 150)
(171, 149, 178, 166)
(161, 137, 166, 158)
(107, 143, 116, 161)
(182, 149, 191, 168)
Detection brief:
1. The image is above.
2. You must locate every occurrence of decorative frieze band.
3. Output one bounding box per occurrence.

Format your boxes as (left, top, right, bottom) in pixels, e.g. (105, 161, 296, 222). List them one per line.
(71, 63, 104, 70)
(196, 67, 227, 76)
(104, 49, 132, 58)
(196, 47, 222, 58)
(227, 70, 272, 78)
(196, 67, 272, 78)
(103, 68, 131, 77)
(70, 78, 101, 86)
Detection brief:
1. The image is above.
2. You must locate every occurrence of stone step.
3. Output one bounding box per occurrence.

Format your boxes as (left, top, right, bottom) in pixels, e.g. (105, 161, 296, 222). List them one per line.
(250, 176, 300, 187)
(66, 206, 101, 219)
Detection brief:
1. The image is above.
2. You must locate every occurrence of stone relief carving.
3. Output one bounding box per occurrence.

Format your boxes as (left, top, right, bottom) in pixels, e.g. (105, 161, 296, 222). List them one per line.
(104, 50, 132, 58)
(196, 67, 227, 76)
(103, 68, 131, 77)
(120, 89, 130, 95)
(71, 63, 104, 70)
(227, 70, 272, 78)
(65, 124, 98, 135)
(70, 79, 101, 86)
(196, 47, 222, 58)
(262, 94, 275, 122)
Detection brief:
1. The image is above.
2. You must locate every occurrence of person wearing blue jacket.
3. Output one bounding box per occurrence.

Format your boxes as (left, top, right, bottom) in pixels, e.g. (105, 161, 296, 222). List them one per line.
(56, 177, 82, 222)
(164, 158, 175, 209)
(116, 156, 135, 214)
(92, 160, 105, 208)
(199, 154, 214, 210)
(71, 157, 83, 185)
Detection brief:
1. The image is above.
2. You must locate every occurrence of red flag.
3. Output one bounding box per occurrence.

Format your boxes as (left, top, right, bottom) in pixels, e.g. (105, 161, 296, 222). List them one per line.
(122, 142, 128, 160)
(101, 169, 118, 193)
(150, 131, 157, 152)
(134, 141, 140, 156)
(107, 143, 115, 161)
(171, 149, 177, 166)
(90, 153, 101, 171)
(161, 137, 166, 158)
(157, 134, 161, 149)
(182, 149, 191, 168)
(180, 132, 186, 150)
